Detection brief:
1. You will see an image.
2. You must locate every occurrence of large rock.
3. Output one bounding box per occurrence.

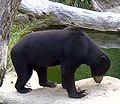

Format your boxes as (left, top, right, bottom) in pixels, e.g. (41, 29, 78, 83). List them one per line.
(0, 71, 120, 104)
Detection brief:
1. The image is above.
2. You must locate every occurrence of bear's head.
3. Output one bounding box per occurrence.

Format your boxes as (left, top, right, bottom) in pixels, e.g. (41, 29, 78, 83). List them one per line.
(84, 35, 110, 83)
(90, 53, 110, 83)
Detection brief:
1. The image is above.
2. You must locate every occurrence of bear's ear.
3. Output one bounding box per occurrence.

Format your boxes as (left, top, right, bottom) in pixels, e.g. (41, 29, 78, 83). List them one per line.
(99, 55, 107, 63)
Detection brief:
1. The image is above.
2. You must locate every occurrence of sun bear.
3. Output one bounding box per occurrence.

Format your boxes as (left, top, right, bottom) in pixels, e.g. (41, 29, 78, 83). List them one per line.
(11, 26, 110, 98)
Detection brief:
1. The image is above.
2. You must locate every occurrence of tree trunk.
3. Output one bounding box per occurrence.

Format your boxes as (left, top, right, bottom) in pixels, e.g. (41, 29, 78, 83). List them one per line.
(0, 0, 21, 86)
(19, 0, 120, 31)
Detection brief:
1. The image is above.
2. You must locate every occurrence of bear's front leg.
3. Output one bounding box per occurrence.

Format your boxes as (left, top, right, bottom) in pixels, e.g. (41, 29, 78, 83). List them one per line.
(61, 65, 86, 98)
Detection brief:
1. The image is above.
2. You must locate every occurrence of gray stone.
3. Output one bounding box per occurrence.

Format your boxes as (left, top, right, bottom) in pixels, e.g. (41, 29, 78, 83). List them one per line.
(0, 71, 120, 104)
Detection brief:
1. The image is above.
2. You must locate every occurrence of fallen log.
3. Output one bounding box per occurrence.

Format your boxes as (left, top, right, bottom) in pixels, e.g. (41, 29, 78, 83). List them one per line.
(19, 0, 120, 31)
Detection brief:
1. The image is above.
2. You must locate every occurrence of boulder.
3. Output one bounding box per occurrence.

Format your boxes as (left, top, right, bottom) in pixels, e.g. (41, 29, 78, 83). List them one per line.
(0, 71, 120, 104)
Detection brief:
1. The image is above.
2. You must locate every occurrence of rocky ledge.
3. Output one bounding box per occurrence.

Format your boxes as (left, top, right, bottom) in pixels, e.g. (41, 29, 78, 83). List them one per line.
(0, 71, 120, 104)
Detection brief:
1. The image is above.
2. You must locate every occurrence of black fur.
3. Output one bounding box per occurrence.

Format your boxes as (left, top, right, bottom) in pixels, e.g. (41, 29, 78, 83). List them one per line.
(11, 27, 110, 98)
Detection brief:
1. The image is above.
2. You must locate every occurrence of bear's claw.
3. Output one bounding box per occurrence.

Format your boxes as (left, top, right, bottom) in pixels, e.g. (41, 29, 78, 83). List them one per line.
(40, 81, 57, 87)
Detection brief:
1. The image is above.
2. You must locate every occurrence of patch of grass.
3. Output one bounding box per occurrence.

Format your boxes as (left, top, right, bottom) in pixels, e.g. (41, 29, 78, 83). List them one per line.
(104, 48, 120, 78)
(48, 66, 61, 83)
(75, 65, 91, 81)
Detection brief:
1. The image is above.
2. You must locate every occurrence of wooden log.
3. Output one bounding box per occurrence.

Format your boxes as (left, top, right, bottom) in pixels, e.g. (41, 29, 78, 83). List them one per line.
(19, 0, 120, 31)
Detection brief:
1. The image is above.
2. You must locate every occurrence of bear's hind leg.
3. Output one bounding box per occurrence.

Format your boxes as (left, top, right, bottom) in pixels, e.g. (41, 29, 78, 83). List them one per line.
(15, 66, 33, 93)
(35, 67, 56, 87)
(11, 50, 33, 93)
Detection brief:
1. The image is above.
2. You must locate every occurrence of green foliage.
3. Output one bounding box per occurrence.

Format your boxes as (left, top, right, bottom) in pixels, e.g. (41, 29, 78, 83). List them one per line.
(50, 0, 93, 9)
(80, 0, 93, 9)
(104, 48, 120, 78)
(48, 66, 62, 83)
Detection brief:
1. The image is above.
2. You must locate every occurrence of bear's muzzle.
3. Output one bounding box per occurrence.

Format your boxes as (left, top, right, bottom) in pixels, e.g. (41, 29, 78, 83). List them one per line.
(93, 76, 103, 83)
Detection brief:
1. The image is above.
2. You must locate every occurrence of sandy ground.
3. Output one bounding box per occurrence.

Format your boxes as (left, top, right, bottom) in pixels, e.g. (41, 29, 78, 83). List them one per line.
(0, 71, 120, 104)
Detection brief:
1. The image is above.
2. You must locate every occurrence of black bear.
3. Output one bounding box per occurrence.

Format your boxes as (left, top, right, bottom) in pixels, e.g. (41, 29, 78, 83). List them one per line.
(11, 27, 110, 98)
